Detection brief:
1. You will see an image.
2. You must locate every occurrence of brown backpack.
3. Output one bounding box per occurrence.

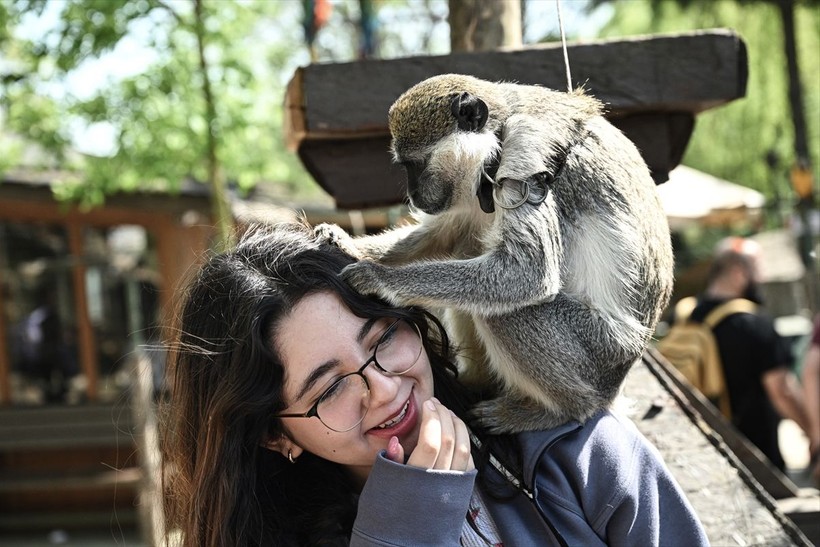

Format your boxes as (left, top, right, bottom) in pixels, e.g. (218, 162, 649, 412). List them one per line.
(656, 296, 757, 418)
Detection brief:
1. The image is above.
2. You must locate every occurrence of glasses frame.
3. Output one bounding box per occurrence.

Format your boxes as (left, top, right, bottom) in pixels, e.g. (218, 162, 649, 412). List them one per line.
(273, 319, 423, 432)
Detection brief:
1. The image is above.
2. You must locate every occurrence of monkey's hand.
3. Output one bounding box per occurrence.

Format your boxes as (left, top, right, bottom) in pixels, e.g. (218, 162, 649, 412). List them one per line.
(340, 261, 392, 300)
(313, 223, 362, 259)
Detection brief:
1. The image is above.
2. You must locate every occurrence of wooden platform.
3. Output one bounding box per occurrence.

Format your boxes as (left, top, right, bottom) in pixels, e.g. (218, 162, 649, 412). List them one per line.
(285, 29, 748, 209)
(628, 350, 818, 546)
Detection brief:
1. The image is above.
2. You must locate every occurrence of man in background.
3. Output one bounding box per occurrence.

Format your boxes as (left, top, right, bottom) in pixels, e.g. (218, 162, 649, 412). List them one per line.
(690, 237, 812, 471)
(802, 314, 820, 485)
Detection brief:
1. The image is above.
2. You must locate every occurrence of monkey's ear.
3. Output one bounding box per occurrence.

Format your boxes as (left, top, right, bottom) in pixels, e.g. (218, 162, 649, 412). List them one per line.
(450, 92, 488, 132)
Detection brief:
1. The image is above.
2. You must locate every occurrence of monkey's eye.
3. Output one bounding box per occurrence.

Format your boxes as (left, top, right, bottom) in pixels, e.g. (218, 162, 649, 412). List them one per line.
(401, 161, 423, 180)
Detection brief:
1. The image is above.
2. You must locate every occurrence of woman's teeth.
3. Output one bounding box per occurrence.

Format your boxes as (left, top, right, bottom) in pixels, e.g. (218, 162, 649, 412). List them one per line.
(377, 401, 410, 429)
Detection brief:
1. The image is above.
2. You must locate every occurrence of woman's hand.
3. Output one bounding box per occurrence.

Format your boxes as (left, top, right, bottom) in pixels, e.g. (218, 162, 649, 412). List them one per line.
(385, 398, 475, 472)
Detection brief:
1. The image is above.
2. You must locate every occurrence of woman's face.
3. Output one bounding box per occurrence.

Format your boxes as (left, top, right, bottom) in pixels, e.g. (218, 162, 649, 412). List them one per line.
(272, 291, 434, 483)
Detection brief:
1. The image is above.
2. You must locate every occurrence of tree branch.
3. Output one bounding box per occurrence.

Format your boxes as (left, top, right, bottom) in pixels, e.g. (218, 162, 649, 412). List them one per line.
(155, 0, 184, 25)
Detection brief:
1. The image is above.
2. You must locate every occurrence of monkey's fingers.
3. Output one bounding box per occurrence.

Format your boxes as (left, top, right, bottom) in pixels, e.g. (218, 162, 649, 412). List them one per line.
(313, 223, 360, 257)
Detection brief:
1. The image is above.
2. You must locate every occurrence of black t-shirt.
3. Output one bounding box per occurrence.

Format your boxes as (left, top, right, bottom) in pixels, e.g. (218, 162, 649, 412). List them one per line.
(690, 298, 793, 470)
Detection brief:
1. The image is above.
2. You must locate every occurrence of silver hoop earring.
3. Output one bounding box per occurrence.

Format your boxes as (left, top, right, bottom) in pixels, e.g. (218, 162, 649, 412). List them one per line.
(287, 450, 295, 464)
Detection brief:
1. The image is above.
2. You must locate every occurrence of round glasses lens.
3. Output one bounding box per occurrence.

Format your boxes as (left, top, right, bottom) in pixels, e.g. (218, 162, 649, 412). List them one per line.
(374, 321, 423, 374)
(493, 180, 528, 210)
(316, 374, 370, 432)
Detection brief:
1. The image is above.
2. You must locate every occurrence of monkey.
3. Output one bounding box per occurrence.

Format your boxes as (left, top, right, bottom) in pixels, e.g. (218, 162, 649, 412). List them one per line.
(315, 73, 674, 434)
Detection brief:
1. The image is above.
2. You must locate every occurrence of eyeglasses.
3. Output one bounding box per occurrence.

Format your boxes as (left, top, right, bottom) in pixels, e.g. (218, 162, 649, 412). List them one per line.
(273, 319, 423, 432)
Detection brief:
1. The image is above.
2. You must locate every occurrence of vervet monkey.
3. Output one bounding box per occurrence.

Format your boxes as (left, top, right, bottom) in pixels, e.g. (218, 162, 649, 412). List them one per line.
(317, 74, 674, 433)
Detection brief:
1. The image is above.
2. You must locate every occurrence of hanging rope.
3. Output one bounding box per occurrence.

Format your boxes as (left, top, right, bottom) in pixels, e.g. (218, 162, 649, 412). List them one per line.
(555, 0, 572, 92)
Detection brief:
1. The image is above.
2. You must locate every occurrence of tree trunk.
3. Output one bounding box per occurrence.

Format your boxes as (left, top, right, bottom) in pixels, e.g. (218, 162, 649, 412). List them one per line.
(448, 0, 522, 52)
(194, 0, 235, 252)
(776, 0, 818, 313)
(777, 0, 809, 163)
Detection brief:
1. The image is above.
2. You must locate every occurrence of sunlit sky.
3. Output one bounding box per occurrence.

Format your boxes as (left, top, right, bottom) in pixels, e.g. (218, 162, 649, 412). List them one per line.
(13, 0, 612, 156)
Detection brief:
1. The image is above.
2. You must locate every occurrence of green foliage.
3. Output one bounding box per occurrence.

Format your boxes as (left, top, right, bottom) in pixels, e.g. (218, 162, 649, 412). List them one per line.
(1, 0, 321, 212)
(1, 1, 70, 171)
(598, 0, 820, 221)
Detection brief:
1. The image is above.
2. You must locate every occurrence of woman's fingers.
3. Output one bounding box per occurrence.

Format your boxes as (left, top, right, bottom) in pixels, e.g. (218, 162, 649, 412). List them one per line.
(406, 398, 473, 472)
(433, 401, 456, 469)
(451, 410, 474, 472)
(406, 399, 442, 469)
(386, 435, 405, 464)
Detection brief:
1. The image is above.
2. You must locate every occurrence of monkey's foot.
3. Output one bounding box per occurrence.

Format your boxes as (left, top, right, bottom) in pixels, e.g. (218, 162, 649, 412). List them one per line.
(313, 223, 361, 258)
(471, 394, 575, 434)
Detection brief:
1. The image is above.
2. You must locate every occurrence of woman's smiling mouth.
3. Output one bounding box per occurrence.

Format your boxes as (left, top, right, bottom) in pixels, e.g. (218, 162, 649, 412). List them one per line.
(376, 400, 410, 429)
(368, 395, 418, 439)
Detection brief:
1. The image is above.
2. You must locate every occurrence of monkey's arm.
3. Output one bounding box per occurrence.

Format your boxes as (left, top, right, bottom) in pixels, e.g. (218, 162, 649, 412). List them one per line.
(314, 222, 414, 261)
(495, 113, 576, 183)
(315, 216, 463, 265)
(357, 225, 418, 261)
(341, 207, 562, 315)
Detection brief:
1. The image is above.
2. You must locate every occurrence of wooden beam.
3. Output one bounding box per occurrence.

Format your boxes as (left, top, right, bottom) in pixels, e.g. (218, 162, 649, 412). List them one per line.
(644, 347, 800, 500)
(297, 136, 405, 210)
(611, 112, 695, 184)
(286, 29, 747, 142)
(0, 195, 197, 228)
(285, 30, 747, 209)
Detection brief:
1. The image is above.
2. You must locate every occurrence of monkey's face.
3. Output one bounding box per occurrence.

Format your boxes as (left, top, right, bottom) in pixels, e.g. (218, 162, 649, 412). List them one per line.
(398, 129, 499, 214)
(389, 79, 500, 215)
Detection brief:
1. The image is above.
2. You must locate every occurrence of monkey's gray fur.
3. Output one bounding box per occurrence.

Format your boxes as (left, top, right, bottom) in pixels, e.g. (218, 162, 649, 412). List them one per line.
(317, 74, 674, 433)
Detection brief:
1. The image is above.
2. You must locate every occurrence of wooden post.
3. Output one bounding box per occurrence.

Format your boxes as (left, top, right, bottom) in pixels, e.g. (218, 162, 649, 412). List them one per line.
(67, 221, 99, 402)
(449, 0, 522, 53)
(0, 271, 10, 405)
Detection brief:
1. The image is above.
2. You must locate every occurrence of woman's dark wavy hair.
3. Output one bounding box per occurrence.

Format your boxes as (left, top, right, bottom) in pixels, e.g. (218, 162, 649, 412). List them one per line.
(160, 222, 485, 546)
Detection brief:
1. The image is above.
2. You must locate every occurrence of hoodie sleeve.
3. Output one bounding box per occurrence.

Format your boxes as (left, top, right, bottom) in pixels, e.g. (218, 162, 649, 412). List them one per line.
(350, 451, 477, 546)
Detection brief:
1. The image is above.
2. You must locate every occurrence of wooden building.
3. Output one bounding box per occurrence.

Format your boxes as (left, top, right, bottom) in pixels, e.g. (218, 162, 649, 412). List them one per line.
(0, 169, 217, 537)
(0, 164, 391, 539)
(0, 170, 215, 407)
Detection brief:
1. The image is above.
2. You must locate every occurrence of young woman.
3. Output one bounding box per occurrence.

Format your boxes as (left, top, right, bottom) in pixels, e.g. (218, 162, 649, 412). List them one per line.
(161, 222, 708, 546)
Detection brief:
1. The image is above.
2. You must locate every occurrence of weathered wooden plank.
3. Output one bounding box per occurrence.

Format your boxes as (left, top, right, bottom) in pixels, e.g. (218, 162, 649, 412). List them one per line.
(297, 136, 405, 210)
(286, 29, 747, 140)
(611, 112, 695, 183)
(627, 352, 813, 546)
(286, 30, 746, 209)
(644, 347, 800, 500)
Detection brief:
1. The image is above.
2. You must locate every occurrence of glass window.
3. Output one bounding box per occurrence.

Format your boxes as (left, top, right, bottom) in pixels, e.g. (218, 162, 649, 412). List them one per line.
(0, 222, 80, 405)
(0, 221, 162, 406)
